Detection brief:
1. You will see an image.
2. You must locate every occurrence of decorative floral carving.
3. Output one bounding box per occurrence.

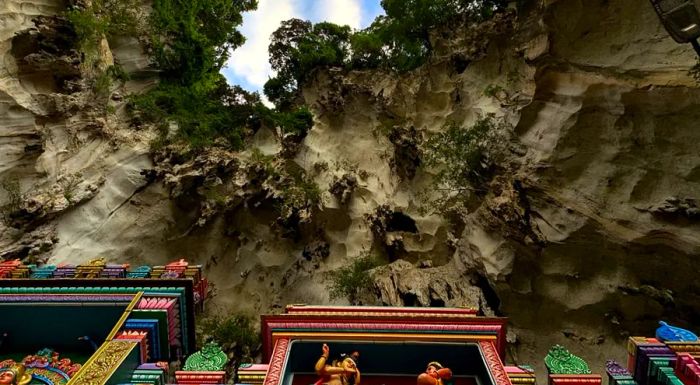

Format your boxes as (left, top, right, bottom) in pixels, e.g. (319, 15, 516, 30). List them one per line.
(183, 342, 228, 371)
(69, 341, 135, 385)
(263, 338, 290, 385)
(479, 341, 512, 385)
(1, 349, 81, 385)
(544, 345, 591, 375)
(605, 360, 630, 377)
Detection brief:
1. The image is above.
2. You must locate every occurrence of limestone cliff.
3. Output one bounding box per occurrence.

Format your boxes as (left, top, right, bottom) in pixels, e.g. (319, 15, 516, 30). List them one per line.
(1, 0, 699, 376)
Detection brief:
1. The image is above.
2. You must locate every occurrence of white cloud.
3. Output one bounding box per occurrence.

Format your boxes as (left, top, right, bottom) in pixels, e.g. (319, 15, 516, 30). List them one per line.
(315, 0, 362, 29)
(225, 0, 299, 88)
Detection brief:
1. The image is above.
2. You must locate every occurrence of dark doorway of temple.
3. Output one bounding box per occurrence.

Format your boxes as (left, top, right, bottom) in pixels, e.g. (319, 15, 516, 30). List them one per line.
(281, 341, 495, 385)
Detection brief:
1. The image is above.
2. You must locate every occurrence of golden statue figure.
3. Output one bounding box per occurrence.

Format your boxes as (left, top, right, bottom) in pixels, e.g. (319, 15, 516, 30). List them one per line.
(314, 344, 360, 385)
(417, 361, 452, 385)
(0, 364, 32, 385)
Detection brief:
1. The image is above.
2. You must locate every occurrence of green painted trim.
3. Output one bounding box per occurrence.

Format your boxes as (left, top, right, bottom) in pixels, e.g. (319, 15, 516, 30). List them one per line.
(658, 367, 684, 385)
(648, 357, 672, 379)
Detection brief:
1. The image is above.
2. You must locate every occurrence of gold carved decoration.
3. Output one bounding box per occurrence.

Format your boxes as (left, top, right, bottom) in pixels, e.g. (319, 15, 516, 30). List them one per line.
(87, 258, 106, 266)
(68, 341, 136, 385)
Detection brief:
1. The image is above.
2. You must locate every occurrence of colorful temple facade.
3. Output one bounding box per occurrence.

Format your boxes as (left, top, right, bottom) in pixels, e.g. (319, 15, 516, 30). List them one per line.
(237, 307, 700, 385)
(0, 258, 214, 385)
(0, 258, 698, 385)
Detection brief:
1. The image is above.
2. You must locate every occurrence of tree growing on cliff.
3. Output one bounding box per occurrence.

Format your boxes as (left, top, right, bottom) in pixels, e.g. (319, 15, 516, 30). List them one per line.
(328, 254, 380, 305)
(421, 115, 510, 211)
(265, 20, 351, 109)
(264, 0, 509, 108)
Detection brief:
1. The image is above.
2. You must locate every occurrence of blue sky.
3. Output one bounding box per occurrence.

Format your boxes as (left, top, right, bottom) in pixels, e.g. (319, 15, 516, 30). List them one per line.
(222, 0, 384, 102)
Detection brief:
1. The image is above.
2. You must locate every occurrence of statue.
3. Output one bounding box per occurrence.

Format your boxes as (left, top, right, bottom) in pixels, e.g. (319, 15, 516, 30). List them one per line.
(417, 361, 452, 385)
(314, 344, 360, 385)
(656, 321, 699, 342)
(0, 364, 32, 385)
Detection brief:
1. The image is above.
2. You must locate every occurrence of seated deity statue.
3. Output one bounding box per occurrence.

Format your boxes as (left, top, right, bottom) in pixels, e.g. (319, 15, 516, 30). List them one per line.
(314, 344, 361, 385)
(0, 364, 32, 385)
(417, 361, 452, 385)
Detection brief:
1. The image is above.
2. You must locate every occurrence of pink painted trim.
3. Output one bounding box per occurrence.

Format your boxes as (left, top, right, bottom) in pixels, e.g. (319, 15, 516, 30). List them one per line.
(285, 305, 478, 315)
(267, 321, 502, 332)
(480, 341, 513, 385)
(263, 338, 290, 385)
(261, 307, 508, 360)
(240, 364, 270, 371)
(505, 366, 535, 374)
(262, 314, 507, 360)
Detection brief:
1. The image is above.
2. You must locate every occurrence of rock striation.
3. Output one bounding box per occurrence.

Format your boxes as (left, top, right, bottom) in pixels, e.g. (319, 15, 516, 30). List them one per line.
(0, 0, 699, 378)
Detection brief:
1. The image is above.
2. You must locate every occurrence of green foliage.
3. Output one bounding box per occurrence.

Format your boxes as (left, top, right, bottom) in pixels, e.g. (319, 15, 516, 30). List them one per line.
(107, 64, 130, 82)
(92, 70, 112, 98)
(348, 29, 385, 69)
(131, 0, 259, 148)
(367, 0, 506, 71)
(280, 167, 321, 211)
(149, 0, 257, 84)
(263, 76, 296, 111)
(483, 83, 516, 105)
(264, 0, 508, 108)
(266, 20, 351, 109)
(66, 8, 107, 57)
(130, 81, 259, 149)
(91, 65, 130, 101)
(198, 313, 259, 359)
(422, 114, 509, 209)
(59, 173, 83, 202)
(129, 0, 314, 150)
(65, 0, 142, 110)
(256, 105, 314, 136)
(247, 149, 321, 218)
(66, 0, 144, 68)
(327, 254, 380, 304)
(483, 84, 505, 98)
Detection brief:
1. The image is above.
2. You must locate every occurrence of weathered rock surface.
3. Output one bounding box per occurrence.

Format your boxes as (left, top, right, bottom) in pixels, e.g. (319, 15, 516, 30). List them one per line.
(369, 259, 491, 311)
(0, 0, 699, 379)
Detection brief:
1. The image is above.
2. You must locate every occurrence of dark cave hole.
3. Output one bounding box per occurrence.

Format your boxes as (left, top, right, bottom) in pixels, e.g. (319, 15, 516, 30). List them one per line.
(430, 298, 446, 307)
(400, 292, 418, 306)
(386, 212, 418, 233)
(474, 274, 502, 316)
(452, 54, 470, 74)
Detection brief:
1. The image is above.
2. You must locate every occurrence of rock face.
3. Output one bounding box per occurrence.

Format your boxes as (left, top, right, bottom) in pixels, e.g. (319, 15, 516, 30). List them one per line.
(1, 0, 699, 378)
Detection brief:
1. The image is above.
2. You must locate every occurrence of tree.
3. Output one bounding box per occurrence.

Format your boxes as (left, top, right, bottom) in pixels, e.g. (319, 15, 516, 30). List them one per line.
(422, 115, 510, 210)
(150, 0, 258, 84)
(129, 0, 276, 150)
(264, 1, 509, 107)
(376, 0, 508, 71)
(265, 19, 351, 109)
(328, 255, 380, 304)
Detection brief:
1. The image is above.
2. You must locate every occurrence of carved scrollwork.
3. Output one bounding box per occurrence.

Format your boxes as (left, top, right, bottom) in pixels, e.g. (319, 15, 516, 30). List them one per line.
(69, 341, 135, 385)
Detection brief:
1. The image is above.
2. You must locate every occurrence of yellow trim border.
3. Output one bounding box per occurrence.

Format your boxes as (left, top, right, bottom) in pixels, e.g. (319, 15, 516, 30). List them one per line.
(68, 340, 138, 385)
(106, 291, 143, 341)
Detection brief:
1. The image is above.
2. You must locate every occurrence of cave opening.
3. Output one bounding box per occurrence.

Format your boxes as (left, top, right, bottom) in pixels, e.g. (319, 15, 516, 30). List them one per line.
(386, 212, 418, 233)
